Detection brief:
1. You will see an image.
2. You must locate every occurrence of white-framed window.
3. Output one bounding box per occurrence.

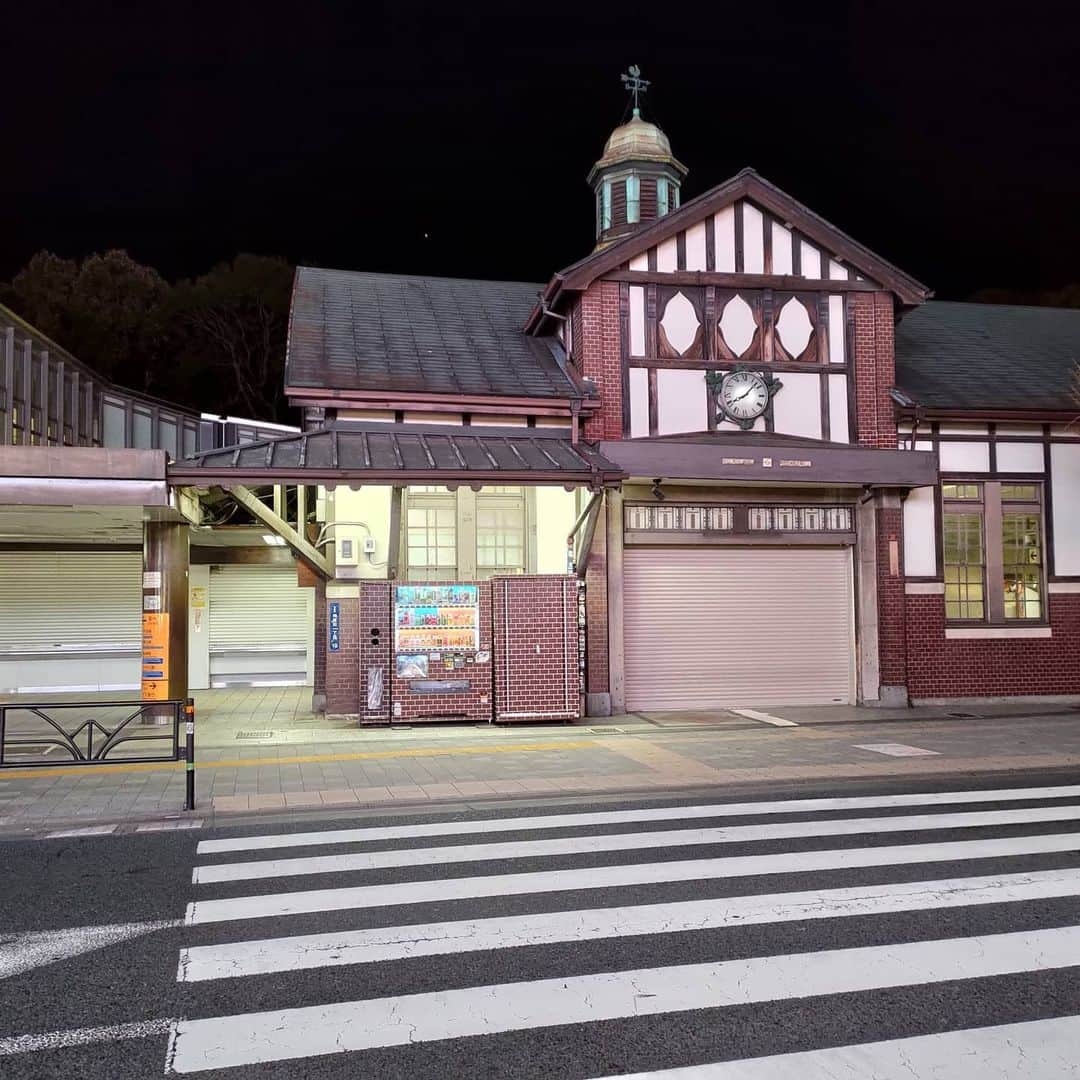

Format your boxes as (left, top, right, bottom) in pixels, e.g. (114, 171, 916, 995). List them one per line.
(477, 487, 526, 576)
(405, 488, 457, 580)
(601, 180, 612, 231)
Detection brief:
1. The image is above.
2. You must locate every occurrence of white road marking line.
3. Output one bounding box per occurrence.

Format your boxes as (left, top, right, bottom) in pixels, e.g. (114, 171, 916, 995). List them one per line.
(587, 1014, 1080, 1078)
(0, 1018, 174, 1056)
(855, 743, 940, 757)
(177, 867, 1080, 981)
(164, 925, 1080, 1073)
(196, 783, 1080, 854)
(185, 830, 1080, 925)
(1, 919, 182, 980)
(730, 708, 798, 727)
(136, 820, 203, 832)
(192, 804, 1080, 885)
(44, 825, 118, 838)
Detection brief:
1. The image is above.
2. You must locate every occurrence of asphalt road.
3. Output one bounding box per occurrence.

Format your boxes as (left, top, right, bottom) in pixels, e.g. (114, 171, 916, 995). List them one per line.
(2, 770, 1080, 1078)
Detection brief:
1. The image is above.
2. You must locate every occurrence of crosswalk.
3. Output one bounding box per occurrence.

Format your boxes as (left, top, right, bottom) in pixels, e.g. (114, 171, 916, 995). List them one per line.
(165, 782, 1080, 1076)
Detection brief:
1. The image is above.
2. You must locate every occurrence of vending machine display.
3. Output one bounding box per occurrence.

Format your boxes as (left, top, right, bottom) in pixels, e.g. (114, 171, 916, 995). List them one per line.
(394, 584, 480, 654)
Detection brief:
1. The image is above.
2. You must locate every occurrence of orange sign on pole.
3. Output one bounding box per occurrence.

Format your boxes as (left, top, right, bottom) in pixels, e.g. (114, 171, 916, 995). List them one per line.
(142, 612, 171, 701)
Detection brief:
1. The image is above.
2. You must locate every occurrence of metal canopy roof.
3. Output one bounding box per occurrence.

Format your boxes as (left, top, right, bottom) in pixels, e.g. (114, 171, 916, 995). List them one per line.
(168, 423, 626, 489)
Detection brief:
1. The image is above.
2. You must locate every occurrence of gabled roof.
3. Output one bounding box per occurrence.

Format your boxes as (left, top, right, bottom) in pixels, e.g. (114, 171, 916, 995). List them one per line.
(527, 168, 931, 330)
(895, 301, 1080, 413)
(286, 267, 589, 401)
(169, 422, 625, 489)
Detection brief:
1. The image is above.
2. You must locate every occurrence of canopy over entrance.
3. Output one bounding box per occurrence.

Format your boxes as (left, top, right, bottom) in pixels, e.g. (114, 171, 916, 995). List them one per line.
(167, 422, 626, 490)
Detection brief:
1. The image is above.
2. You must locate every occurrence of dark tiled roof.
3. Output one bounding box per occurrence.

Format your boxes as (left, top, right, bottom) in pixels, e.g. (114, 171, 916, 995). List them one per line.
(896, 301, 1080, 411)
(287, 267, 584, 399)
(169, 423, 624, 488)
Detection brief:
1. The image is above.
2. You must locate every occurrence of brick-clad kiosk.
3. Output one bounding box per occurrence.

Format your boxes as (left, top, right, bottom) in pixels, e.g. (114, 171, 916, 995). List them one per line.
(492, 576, 581, 722)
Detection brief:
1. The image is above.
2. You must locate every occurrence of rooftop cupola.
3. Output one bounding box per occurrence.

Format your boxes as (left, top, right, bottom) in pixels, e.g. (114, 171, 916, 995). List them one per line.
(587, 66, 688, 249)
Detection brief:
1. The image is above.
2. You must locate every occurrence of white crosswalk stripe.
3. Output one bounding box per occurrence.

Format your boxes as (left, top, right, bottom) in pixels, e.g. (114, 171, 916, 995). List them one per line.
(169, 783, 1080, 1076)
(191, 803, 1080, 884)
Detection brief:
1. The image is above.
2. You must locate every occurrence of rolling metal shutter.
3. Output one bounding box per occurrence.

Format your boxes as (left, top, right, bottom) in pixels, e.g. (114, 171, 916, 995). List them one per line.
(0, 551, 141, 692)
(208, 566, 311, 686)
(624, 547, 855, 710)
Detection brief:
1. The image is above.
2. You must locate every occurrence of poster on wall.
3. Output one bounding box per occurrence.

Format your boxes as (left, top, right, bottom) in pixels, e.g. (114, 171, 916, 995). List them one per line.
(394, 584, 479, 654)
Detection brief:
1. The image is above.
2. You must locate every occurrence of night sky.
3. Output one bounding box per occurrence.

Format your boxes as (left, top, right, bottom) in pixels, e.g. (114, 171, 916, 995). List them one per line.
(3, 2, 1077, 299)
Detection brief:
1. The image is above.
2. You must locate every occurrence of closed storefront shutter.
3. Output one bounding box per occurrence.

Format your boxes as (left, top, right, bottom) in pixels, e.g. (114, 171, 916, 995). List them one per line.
(624, 547, 855, 710)
(0, 551, 141, 692)
(208, 566, 311, 686)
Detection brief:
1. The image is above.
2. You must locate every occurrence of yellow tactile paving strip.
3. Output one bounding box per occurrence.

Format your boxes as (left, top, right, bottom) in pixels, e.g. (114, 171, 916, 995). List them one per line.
(0, 739, 596, 780)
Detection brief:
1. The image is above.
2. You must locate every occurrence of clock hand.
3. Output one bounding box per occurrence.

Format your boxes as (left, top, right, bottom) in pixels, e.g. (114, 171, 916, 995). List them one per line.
(730, 386, 755, 402)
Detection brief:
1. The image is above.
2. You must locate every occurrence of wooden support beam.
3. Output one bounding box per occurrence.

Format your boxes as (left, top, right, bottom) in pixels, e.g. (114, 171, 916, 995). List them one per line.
(222, 483, 332, 579)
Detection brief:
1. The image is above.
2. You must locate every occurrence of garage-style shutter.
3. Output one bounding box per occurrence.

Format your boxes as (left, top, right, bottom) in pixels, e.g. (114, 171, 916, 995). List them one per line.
(624, 547, 855, 710)
(208, 566, 311, 686)
(0, 551, 142, 693)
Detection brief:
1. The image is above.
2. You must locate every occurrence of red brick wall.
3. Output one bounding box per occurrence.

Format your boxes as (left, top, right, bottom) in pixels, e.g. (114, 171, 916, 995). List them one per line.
(905, 594, 1080, 698)
(388, 581, 494, 722)
(852, 291, 898, 449)
(325, 595, 360, 716)
(876, 506, 908, 688)
(584, 503, 609, 697)
(578, 280, 623, 440)
(492, 575, 580, 720)
(312, 577, 327, 702)
(359, 582, 392, 722)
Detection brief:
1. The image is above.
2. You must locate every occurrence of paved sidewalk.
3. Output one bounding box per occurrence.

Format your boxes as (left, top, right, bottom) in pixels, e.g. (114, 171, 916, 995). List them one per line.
(1, 708, 1079, 832)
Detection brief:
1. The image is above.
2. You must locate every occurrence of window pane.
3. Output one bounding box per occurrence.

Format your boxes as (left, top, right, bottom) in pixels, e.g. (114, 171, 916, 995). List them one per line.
(476, 498, 525, 576)
(943, 512, 985, 620)
(942, 483, 980, 500)
(1002, 512, 1042, 619)
(406, 500, 457, 580)
(1001, 484, 1038, 501)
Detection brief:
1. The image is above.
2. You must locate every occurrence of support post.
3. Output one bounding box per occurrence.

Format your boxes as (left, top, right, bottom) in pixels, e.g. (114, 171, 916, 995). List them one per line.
(184, 697, 195, 811)
(605, 488, 626, 715)
(142, 520, 190, 713)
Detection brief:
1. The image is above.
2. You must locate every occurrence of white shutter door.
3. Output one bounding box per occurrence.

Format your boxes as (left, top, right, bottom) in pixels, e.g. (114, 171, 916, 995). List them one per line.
(624, 547, 855, 710)
(0, 552, 141, 647)
(0, 551, 142, 692)
(208, 566, 311, 686)
(209, 566, 308, 648)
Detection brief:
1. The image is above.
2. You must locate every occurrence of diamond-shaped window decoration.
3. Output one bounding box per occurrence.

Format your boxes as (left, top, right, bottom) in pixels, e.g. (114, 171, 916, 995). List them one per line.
(659, 291, 700, 356)
(718, 294, 757, 356)
(776, 297, 814, 358)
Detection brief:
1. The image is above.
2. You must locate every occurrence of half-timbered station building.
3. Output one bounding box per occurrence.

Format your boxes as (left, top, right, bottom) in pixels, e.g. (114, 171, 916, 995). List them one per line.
(3, 84, 1080, 720)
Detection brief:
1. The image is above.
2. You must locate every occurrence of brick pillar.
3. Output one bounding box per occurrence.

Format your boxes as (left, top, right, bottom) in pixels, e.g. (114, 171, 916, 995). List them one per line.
(577, 281, 624, 441)
(852, 291, 899, 449)
(359, 581, 392, 723)
(875, 494, 909, 705)
(325, 587, 361, 717)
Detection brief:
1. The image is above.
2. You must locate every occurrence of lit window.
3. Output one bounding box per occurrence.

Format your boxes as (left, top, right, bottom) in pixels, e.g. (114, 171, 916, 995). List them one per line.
(626, 175, 640, 224)
(943, 513, 985, 620)
(657, 177, 669, 217)
(942, 481, 1044, 623)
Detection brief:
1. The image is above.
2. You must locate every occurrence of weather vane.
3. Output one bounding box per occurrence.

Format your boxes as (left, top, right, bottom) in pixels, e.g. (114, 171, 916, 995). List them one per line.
(620, 64, 650, 117)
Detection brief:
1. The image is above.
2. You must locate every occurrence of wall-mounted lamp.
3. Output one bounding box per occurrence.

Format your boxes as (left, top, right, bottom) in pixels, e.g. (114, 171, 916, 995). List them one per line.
(651, 478, 666, 501)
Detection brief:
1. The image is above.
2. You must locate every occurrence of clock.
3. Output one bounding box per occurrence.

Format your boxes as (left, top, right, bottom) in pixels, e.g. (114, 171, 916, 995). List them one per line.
(712, 368, 782, 429)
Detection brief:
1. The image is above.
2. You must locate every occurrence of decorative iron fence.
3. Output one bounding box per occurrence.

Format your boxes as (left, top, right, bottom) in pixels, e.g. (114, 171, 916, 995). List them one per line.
(0, 698, 196, 809)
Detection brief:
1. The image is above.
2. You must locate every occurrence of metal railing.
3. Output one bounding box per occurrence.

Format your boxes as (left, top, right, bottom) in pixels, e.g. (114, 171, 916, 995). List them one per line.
(0, 697, 196, 810)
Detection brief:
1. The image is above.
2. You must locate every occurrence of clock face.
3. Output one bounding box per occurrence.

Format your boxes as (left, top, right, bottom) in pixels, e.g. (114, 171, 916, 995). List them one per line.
(720, 370, 770, 422)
